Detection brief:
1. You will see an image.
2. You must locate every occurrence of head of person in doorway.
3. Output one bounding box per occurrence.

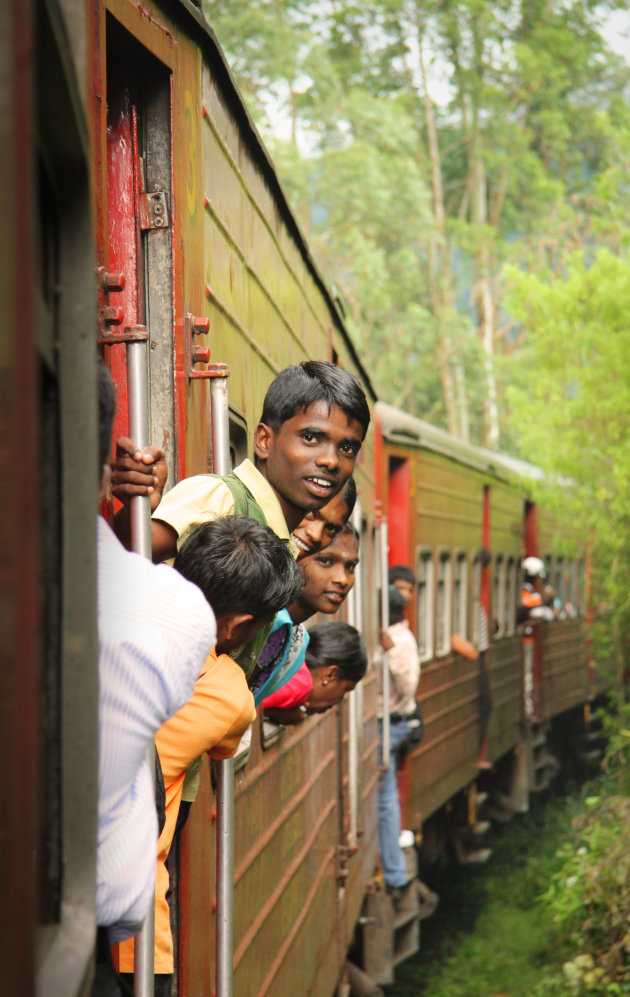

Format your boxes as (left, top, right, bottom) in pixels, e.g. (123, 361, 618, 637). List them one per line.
(388, 564, 416, 607)
(303, 621, 367, 714)
(173, 516, 303, 654)
(291, 477, 356, 559)
(290, 523, 359, 623)
(253, 361, 370, 532)
(388, 585, 406, 626)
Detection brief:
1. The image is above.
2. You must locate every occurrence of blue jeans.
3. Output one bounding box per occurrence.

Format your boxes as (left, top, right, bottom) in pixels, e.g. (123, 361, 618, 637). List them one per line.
(378, 718, 412, 888)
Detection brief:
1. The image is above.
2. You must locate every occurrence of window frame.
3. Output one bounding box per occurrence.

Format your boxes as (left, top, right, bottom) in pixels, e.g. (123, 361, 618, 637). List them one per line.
(416, 546, 435, 663)
(436, 547, 453, 657)
(453, 549, 468, 639)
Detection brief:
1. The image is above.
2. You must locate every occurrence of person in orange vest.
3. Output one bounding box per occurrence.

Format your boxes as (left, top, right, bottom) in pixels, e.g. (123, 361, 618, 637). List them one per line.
(518, 556, 546, 720)
(518, 556, 546, 629)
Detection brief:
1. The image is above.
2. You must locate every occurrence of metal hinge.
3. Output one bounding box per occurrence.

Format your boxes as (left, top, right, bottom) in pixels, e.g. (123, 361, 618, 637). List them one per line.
(139, 191, 170, 230)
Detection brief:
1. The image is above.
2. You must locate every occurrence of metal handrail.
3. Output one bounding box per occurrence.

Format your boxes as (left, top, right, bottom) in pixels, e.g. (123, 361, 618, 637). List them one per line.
(208, 368, 234, 997)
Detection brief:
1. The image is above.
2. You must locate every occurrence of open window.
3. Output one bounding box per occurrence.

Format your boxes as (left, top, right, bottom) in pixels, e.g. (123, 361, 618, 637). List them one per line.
(436, 549, 452, 656)
(505, 556, 517, 636)
(453, 550, 468, 638)
(493, 555, 506, 638)
(416, 548, 434, 662)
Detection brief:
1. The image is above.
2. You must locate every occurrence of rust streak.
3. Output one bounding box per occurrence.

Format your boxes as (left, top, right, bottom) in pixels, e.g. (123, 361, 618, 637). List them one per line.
(233, 804, 336, 967)
(203, 193, 313, 358)
(234, 748, 336, 883)
(201, 109, 330, 341)
(205, 283, 280, 373)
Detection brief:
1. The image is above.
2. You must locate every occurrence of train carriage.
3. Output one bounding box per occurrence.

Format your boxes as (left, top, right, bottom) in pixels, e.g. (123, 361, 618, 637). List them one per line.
(89, 2, 381, 996)
(5, 1, 604, 996)
(375, 402, 595, 852)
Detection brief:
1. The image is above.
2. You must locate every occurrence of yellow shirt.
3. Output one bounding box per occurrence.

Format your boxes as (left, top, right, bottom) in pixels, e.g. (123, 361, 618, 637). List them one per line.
(118, 649, 256, 975)
(153, 458, 295, 553)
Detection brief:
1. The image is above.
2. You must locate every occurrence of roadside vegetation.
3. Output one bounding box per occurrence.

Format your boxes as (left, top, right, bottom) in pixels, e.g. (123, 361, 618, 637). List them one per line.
(390, 714, 630, 997)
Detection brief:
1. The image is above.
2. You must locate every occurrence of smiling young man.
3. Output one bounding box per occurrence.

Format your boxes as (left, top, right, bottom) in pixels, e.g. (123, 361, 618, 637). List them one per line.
(290, 522, 360, 622)
(261, 523, 360, 724)
(111, 362, 369, 679)
(291, 477, 356, 559)
(113, 361, 368, 556)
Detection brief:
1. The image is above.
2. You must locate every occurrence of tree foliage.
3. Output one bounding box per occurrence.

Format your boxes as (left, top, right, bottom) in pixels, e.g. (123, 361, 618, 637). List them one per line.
(203, 0, 630, 448)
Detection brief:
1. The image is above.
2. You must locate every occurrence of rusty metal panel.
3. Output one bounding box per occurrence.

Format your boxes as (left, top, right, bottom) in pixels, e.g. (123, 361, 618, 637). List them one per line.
(540, 620, 589, 717)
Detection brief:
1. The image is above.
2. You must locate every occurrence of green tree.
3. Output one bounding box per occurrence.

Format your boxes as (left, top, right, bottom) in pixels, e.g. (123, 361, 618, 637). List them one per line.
(504, 248, 630, 681)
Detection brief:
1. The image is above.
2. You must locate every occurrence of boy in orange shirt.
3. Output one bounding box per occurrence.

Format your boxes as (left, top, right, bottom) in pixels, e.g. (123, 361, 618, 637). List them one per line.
(118, 516, 303, 994)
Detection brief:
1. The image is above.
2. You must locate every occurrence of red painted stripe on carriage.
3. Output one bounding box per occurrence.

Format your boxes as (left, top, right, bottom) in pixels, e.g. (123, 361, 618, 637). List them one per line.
(388, 458, 411, 567)
(106, 72, 140, 464)
(481, 485, 490, 613)
(524, 502, 538, 557)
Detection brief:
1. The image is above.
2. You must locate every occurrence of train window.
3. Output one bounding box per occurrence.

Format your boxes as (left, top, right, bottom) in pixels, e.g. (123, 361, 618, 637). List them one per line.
(505, 556, 517, 636)
(261, 716, 287, 750)
(453, 551, 468, 638)
(436, 549, 452, 657)
(577, 558, 586, 616)
(229, 410, 248, 469)
(234, 723, 252, 769)
(416, 548, 434, 662)
(471, 554, 482, 647)
(565, 561, 577, 617)
(554, 557, 565, 606)
(493, 555, 506, 638)
(544, 553, 553, 583)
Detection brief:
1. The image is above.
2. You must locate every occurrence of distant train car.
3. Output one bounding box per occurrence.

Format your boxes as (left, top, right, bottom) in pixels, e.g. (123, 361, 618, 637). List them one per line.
(374, 402, 595, 864)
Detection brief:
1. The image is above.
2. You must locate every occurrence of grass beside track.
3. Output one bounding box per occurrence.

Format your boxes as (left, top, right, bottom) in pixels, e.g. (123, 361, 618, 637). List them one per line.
(387, 790, 586, 997)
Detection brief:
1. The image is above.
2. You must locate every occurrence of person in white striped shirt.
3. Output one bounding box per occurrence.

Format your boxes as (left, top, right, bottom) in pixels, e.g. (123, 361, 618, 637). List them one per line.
(94, 361, 216, 993)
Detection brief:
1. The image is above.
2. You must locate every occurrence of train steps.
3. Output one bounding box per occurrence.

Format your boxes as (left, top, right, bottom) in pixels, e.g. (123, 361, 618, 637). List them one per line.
(360, 838, 426, 985)
(574, 716, 607, 770)
(528, 720, 560, 793)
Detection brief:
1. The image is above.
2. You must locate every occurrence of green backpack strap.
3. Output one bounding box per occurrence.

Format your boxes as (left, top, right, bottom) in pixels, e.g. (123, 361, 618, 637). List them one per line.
(206, 472, 272, 680)
(220, 472, 268, 526)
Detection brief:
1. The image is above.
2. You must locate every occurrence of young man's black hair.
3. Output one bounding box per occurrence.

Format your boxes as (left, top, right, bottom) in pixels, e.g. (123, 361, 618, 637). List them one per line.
(174, 516, 303, 623)
(340, 476, 357, 518)
(388, 564, 416, 587)
(306, 621, 368, 684)
(339, 520, 359, 543)
(259, 360, 371, 439)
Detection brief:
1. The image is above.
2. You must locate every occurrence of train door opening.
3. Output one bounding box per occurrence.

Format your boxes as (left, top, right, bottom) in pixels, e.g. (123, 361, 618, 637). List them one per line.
(102, 14, 175, 988)
(103, 15, 175, 492)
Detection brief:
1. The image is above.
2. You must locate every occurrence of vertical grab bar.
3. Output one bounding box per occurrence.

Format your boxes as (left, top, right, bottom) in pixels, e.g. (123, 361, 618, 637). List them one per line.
(207, 366, 234, 997)
(127, 341, 156, 997)
(379, 520, 391, 769)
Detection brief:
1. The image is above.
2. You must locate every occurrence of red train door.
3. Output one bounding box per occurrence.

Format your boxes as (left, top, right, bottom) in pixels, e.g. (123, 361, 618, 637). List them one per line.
(98, 8, 175, 980)
(99, 15, 175, 491)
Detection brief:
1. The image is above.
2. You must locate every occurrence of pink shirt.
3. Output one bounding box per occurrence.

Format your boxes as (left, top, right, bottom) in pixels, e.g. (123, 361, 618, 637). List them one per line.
(263, 661, 313, 710)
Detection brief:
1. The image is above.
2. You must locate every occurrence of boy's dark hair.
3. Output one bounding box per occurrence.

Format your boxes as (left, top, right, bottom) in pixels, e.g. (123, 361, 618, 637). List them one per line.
(305, 621, 367, 683)
(174, 517, 303, 621)
(388, 564, 416, 586)
(260, 361, 370, 439)
(338, 521, 360, 544)
(340, 476, 357, 517)
(98, 357, 116, 472)
(388, 585, 406, 625)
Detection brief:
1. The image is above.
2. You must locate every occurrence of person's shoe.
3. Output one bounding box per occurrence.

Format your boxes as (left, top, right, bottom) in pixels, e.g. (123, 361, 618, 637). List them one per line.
(384, 883, 406, 902)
